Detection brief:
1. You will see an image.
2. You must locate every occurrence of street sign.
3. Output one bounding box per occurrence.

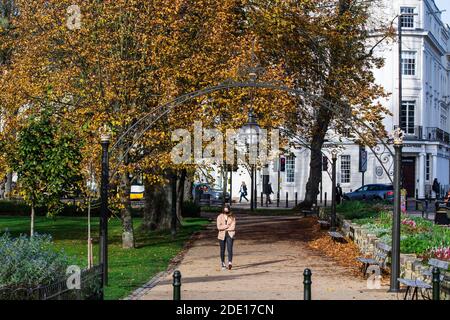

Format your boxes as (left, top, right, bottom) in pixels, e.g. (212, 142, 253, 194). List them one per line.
(359, 147, 367, 173)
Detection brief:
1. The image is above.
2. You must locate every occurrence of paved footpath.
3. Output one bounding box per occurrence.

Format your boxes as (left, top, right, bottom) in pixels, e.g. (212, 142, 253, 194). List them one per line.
(135, 214, 398, 300)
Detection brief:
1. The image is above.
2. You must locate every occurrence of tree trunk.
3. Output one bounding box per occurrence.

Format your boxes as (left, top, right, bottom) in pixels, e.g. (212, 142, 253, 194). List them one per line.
(5, 172, 12, 199)
(222, 166, 228, 207)
(120, 171, 135, 249)
(142, 179, 172, 231)
(184, 171, 194, 202)
(300, 110, 331, 209)
(176, 169, 186, 224)
(30, 204, 35, 237)
(299, 0, 350, 210)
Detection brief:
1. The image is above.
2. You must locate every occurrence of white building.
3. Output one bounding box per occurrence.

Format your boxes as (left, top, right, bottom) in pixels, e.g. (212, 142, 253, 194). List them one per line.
(200, 0, 450, 202)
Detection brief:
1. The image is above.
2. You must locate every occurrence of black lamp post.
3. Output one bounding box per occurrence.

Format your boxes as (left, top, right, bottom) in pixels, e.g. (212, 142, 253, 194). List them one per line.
(331, 150, 338, 231)
(390, 128, 404, 292)
(240, 109, 260, 212)
(99, 126, 111, 288)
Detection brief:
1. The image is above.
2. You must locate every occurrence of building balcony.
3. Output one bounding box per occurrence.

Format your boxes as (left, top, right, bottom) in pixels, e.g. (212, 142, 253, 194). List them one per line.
(426, 127, 450, 145)
(394, 126, 423, 140)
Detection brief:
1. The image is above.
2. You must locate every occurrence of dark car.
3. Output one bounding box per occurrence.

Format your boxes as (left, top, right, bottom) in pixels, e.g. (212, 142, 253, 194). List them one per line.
(193, 183, 230, 203)
(343, 184, 394, 201)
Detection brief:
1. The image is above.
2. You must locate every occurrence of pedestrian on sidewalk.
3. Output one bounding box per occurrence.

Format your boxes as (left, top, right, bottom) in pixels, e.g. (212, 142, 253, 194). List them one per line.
(336, 183, 343, 205)
(432, 178, 441, 200)
(239, 181, 248, 202)
(217, 204, 236, 270)
(265, 182, 274, 204)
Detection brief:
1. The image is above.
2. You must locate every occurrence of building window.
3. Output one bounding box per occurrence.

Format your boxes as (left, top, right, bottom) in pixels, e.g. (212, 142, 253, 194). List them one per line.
(340, 155, 351, 184)
(286, 156, 295, 183)
(401, 51, 416, 76)
(401, 101, 415, 134)
(400, 7, 415, 28)
(426, 154, 430, 181)
(441, 106, 448, 130)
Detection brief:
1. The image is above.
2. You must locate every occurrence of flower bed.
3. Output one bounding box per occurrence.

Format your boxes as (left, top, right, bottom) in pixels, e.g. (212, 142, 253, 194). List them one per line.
(339, 203, 450, 262)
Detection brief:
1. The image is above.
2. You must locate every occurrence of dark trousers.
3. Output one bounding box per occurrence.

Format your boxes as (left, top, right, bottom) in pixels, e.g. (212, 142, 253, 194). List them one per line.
(239, 193, 248, 202)
(219, 233, 234, 264)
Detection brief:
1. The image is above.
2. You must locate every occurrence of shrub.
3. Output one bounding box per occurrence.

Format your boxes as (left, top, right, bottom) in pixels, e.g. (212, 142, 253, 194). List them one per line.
(0, 199, 101, 217)
(0, 200, 30, 216)
(0, 233, 69, 289)
(337, 201, 386, 220)
(182, 201, 201, 217)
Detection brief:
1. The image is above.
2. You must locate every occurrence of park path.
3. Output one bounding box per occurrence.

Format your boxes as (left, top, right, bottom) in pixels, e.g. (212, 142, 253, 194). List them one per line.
(135, 214, 398, 300)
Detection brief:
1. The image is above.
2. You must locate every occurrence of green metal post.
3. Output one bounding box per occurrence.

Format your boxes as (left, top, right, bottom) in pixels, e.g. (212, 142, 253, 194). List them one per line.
(173, 270, 181, 301)
(303, 268, 312, 300)
(432, 267, 440, 301)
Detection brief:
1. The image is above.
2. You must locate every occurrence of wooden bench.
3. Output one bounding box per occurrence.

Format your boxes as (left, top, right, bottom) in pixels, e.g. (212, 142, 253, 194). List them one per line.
(356, 242, 391, 277)
(318, 220, 331, 229)
(398, 258, 449, 300)
(328, 231, 345, 242)
(302, 210, 313, 217)
(303, 205, 320, 217)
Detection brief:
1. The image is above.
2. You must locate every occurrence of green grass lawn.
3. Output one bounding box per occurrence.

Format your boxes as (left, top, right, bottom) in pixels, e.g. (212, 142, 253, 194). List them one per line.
(0, 215, 210, 300)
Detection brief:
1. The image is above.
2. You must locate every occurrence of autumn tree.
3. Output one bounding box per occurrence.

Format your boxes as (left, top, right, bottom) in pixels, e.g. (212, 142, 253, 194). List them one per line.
(0, 0, 182, 247)
(250, 0, 391, 209)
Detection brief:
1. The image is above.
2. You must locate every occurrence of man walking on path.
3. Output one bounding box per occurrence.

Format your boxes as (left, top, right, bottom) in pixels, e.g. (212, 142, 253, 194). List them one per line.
(265, 182, 274, 204)
(336, 183, 343, 205)
(432, 178, 440, 200)
(239, 181, 248, 203)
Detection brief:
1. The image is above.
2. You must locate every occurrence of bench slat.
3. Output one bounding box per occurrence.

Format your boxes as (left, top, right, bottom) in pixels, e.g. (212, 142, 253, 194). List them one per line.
(398, 278, 432, 289)
(328, 231, 344, 238)
(376, 242, 391, 252)
(428, 258, 449, 270)
(356, 257, 377, 264)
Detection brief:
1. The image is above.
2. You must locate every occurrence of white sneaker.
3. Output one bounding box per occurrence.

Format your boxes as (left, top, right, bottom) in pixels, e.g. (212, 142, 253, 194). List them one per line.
(221, 263, 226, 270)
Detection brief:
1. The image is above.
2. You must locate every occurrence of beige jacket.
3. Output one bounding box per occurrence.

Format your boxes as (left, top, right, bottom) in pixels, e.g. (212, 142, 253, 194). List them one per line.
(216, 213, 236, 240)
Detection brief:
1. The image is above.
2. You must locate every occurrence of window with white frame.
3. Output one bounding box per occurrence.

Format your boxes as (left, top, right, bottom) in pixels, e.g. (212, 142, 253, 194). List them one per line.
(441, 114, 447, 130)
(401, 101, 415, 134)
(286, 156, 295, 183)
(340, 155, 351, 184)
(401, 7, 415, 28)
(401, 51, 416, 76)
(426, 154, 430, 181)
(441, 105, 448, 130)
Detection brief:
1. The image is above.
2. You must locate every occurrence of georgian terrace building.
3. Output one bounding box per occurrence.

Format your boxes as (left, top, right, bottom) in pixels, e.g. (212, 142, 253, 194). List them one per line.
(199, 0, 450, 202)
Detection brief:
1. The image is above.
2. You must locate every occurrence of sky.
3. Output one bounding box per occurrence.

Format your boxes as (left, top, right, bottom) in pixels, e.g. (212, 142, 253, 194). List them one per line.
(435, 0, 450, 25)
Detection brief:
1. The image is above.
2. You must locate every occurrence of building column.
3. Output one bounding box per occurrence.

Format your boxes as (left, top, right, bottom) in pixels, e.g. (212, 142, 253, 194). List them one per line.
(418, 152, 426, 199)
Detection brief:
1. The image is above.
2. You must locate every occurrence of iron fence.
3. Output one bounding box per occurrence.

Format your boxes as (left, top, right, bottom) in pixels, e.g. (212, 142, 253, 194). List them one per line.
(0, 264, 103, 300)
(427, 127, 450, 145)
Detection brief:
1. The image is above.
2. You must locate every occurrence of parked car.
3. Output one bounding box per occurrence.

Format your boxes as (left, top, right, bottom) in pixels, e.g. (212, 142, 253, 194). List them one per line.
(343, 184, 394, 201)
(193, 183, 230, 203)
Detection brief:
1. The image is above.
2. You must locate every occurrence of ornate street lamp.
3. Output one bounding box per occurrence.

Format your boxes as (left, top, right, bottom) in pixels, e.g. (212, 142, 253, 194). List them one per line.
(390, 128, 404, 292)
(240, 109, 261, 211)
(99, 125, 111, 289)
(331, 149, 338, 231)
